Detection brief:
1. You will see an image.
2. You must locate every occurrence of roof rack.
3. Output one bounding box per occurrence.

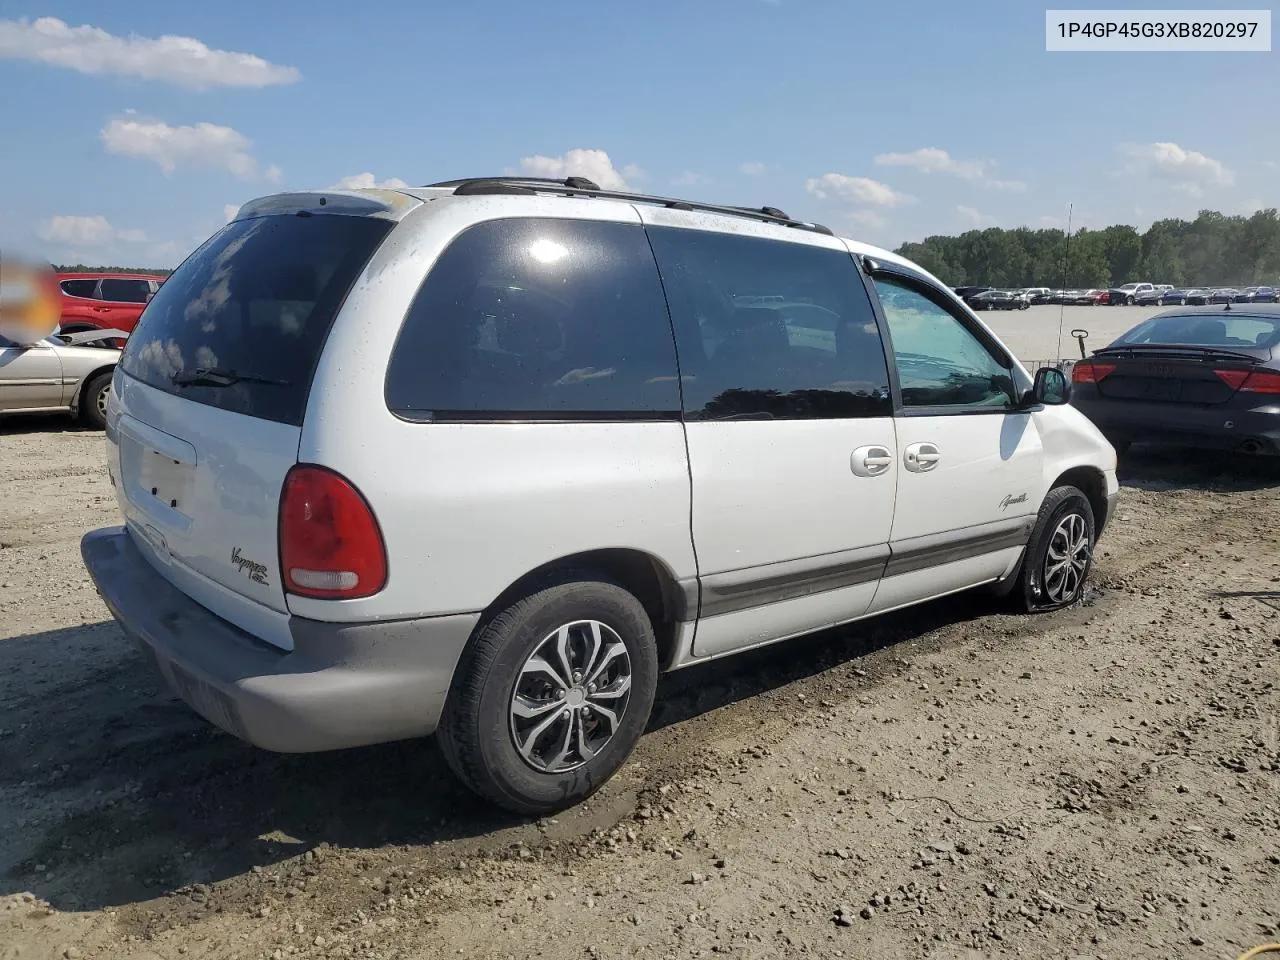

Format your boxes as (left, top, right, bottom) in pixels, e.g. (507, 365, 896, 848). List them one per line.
(422, 177, 835, 236)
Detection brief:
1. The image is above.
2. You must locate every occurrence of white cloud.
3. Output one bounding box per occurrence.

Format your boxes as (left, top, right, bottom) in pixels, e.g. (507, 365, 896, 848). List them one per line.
(38, 214, 147, 246)
(224, 204, 241, 222)
(739, 161, 767, 177)
(957, 205, 997, 228)
(1121, 141, 1233, 196)
(874, 146, 1026, 192)
(101, 114, 279, 181)
(518, 149, 635, 189)
(0, 16, 300, 90)
(846, 209, 889, 230)
(805, 173, 913, 207)
(327, 172, 410, 191)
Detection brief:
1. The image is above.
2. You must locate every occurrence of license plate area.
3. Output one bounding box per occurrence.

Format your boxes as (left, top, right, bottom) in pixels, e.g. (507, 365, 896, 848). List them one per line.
(117, 415, 198, 529)
(1142, 378, 1183, 401)
(138, 449, 194, 515)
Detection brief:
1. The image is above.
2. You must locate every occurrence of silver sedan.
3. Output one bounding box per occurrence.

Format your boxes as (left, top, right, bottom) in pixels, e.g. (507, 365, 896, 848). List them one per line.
(0, 329, 128, 430)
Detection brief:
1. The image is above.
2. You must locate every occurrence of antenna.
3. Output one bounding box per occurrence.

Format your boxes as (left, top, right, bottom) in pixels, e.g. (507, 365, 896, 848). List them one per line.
(1055, 202, 1073, 361)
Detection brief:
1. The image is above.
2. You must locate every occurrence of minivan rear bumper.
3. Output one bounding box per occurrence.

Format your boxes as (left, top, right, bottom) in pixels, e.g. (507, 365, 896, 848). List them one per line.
(81, 526, 479, 753)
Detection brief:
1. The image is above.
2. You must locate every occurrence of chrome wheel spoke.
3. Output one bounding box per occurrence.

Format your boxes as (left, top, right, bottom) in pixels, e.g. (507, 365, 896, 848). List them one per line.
(585, 642, 626, 688)
(575, 711, 597, 761)
(586, 701, 620, 735)
(545, 710, 576, 770)
(517, 708, 568, 763)
(554, 626, 575, 688)
(512, 693, 564, 720)
(588, 673, 631, 702)
(520, 655, 570, 691)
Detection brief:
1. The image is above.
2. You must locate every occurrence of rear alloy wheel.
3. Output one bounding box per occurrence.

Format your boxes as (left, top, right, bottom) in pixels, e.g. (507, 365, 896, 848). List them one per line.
(438, 577, 658, 815)
(79, 371, 112, 430)
(1015, 485, 1097, 613)
(1126, 295, 1135, 305)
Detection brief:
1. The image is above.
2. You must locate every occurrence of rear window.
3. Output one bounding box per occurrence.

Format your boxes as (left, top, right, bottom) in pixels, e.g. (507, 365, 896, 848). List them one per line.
(1113, 313, 1280, 349)
(60, 279, 98, 298)
(385, 217, 680, 420)
(99, 278, 152, 303)
(120, 213, 392, 426)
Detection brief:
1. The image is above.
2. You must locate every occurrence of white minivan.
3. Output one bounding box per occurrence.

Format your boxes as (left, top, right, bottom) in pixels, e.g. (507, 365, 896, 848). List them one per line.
(81, 178, 1119, 814)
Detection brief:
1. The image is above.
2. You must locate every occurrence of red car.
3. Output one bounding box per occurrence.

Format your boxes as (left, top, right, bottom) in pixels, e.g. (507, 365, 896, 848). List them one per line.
(57, 272, 167, 337)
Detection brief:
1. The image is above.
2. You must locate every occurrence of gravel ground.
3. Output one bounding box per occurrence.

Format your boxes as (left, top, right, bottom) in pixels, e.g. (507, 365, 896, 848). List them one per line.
(1, 415, 1278, 960)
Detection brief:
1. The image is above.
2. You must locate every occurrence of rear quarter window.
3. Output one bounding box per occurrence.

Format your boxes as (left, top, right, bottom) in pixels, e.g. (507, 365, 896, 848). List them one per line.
(385, 217, 681, 420)
(120, 213, 392, 426)
(60, 280, 99, 298)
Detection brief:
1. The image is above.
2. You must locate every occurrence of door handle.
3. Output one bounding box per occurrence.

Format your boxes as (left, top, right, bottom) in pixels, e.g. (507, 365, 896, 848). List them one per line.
(851, 445, 893, 478)
(904, 442, 941, 473)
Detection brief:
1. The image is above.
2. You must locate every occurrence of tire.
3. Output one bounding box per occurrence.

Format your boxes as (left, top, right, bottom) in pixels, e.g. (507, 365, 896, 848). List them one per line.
(78, 371, 112, 430)
(1013, 485, 1097, 613)
(437, 577, 659, 815)
(1125, 295, 1135, 305)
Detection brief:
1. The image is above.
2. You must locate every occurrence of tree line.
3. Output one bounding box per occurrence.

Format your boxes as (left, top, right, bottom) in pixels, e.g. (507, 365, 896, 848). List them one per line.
(55, 264, 172, 276)
(895, 208, 1280, 289)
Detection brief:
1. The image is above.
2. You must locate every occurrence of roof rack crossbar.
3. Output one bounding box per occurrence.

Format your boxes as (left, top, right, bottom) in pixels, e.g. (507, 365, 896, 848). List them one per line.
(423, 178, 834, 236)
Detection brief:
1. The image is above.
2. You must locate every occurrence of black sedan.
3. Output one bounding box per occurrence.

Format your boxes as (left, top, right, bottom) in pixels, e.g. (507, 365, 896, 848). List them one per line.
(1209, 288, 1241, 304)
(1158, 288, 1189, 306)
(967, 289, 1028, 311)
(1242, 286, 1278, 303)
(1069, 304, 1280, 457)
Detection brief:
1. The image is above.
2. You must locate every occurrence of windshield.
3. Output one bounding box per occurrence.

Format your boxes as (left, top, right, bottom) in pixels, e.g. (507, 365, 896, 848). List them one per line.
(1111, 313, 1280, 349)
(119, 213, 392, 426)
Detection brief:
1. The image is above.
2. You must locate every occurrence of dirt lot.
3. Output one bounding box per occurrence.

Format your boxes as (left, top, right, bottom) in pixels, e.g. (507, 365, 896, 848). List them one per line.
(1, 416, 1278, 960)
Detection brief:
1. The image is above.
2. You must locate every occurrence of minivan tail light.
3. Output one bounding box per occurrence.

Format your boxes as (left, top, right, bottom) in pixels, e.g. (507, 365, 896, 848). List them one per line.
(279, 465, 387, 600)
(1071, 361, 1116, 384)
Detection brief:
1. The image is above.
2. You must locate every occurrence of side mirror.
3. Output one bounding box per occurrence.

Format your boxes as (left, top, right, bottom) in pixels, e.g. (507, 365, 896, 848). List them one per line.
(1028, 366, 1071, 406)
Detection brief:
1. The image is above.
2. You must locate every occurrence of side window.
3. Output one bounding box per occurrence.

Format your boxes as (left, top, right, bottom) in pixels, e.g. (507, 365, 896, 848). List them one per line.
(386, 218, 680, 419)
(872, 275, 1017, 410)
(98, 278, 152, 303)
(646, 227, 892, 420)
(59, 279, 99, 298)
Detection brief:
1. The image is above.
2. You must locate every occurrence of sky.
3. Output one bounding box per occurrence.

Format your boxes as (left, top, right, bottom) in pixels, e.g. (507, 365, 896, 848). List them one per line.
(0, 0, 1277, 268)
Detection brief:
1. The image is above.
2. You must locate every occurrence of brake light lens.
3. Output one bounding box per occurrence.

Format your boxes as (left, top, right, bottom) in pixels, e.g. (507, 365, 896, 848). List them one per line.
(1214, 369, 1251, 390)
(279, 465, 387, 600)
(1236, 369, 1280, 394)
(1071, 361, 1116, 384)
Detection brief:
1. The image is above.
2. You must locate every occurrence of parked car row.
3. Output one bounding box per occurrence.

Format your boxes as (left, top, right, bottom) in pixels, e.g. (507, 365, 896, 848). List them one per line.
(955, 282, 1280, 309)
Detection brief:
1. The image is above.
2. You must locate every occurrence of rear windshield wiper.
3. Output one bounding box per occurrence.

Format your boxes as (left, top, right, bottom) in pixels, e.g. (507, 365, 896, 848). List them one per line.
(171, 367, 292, 387)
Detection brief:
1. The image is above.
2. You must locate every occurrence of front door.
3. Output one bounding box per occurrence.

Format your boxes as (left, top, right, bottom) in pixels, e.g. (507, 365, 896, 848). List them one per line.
(643, 215, 899, 658)
(864, 270, 1044, 614)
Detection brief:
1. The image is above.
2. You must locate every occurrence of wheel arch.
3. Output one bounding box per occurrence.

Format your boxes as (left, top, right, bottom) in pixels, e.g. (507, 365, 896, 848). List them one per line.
(479, 548, 690, 670)
(1048, 465, 1108, 535)
(71, 364, 119, 412)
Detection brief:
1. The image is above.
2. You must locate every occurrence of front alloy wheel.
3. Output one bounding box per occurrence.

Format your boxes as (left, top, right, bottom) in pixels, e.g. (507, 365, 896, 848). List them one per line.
(1041, 513, 1090, 605)
(1016, 484, 1097, 612)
